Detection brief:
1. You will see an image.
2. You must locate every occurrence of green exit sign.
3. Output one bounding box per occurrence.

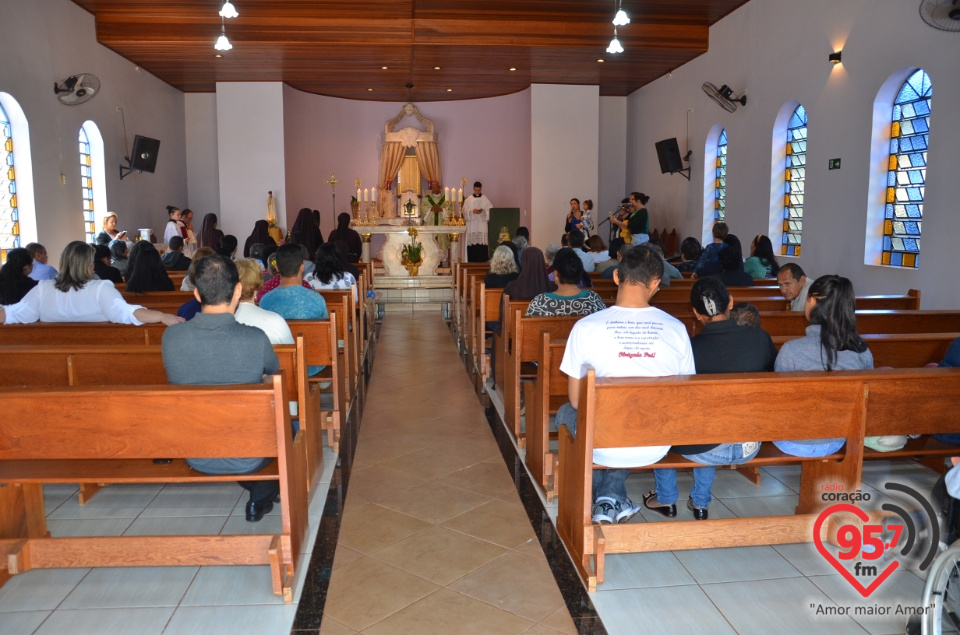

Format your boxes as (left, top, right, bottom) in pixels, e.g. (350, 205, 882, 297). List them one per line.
(828, 158, 841, 170)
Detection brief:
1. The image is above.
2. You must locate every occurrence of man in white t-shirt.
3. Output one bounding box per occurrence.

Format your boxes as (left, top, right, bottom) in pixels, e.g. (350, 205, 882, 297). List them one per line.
(557, 243, 695, 524)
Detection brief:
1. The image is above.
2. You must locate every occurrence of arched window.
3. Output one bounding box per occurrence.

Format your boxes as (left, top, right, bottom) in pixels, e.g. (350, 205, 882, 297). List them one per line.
(79, 128, 95, 243)
(781, 105, 807, 256)
(78, 121, 107, 244)
(714, 128, 727, 223)
(882, 69, 931, 268)
(0, 103, 19, 263)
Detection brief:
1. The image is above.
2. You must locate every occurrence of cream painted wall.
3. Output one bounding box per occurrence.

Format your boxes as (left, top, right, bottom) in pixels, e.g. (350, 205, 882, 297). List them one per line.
(531, 85, 600, 248)
(185, 93, 220, 218)
(216, 83, 286, 243)
(599, 96, 628, 233)
(626, 0, 960, 308)
(0, 0, 187, 255)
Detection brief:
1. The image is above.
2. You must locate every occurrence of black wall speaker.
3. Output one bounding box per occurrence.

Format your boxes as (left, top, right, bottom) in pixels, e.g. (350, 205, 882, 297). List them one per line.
(130, 135, 160, 173)
(655, 138, 684, 174)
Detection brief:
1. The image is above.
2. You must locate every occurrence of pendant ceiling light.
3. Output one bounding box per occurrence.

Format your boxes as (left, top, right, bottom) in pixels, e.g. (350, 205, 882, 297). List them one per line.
(219, 1, 239, 19)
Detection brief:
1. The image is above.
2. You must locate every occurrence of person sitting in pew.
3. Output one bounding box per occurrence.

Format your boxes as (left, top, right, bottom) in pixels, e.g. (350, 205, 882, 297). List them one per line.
(600, 242, 632, 280)
(125, 241, 174, 292)
(254, 247, 313, 304)
(109, 239, 130, 277)
(0, 241, 181, 326)
(161, 236, 192, 271)
(556, 243, 695, 525)
(162, 254, 281, 522)
(180, 247, 214, 293)
(928, 338, 960, 445)
(93, 244, 123, 285)
(705, 235, 753, 287)
(730, 301, 761, 328)
(484, 245, 520, 290)
(774, 274, 904, 454)
(777, 262, 812, 312)
(645, 278, 776, 520)
(234, 258, 294, 346)
(0, 247, 37, 305)
(525, 248, 605, 317)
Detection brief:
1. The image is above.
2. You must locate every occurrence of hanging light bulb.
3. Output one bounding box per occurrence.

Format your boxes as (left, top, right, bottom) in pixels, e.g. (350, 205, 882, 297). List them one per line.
(607, 28, 624, 54)
(214, 26, 232, 51)
(613, 9, 630, 26)
(219, 1, 239, 19)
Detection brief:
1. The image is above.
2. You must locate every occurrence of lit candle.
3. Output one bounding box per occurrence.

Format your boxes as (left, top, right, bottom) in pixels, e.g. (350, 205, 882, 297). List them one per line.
(357, 188, 361, 201)
(458, 188, 463, 202)
(445, 187, 450, 200)
(371, 187, 377, 202)
(363, 188, 369, 202)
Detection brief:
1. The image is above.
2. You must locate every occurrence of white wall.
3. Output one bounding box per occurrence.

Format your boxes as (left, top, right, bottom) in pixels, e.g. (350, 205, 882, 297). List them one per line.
(531, 85, 600, 247)
(627, 0, 960, 308)
(216, 83, 286, 241)
(0, 0, 187, 255)
(599, 97, 628, 220)
(185, 93, 220, 217)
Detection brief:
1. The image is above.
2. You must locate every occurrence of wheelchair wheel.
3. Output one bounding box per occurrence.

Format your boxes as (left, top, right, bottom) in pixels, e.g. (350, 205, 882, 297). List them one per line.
(914, 543, 960, 634)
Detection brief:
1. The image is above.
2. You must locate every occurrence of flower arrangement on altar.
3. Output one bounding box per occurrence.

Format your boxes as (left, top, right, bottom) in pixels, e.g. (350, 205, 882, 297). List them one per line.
(400, 227, 424, 275)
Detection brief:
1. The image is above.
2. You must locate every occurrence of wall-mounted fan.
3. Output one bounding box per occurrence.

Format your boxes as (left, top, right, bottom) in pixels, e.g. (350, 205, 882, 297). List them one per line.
(701, 82, 747, 113)
(920, 0, 960, 31)
(54, 74, 100, 106)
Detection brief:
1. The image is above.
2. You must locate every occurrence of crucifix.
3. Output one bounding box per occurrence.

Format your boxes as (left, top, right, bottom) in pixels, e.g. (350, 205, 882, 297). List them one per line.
(324, 173, 342, 223)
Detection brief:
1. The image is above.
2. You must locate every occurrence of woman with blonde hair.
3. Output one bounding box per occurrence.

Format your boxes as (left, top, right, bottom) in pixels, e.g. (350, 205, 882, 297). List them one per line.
(233, 258, 294, 345)
(96, 212, 127, 245)
(0, 241, 181, 326)
(484, 245, 520, 289)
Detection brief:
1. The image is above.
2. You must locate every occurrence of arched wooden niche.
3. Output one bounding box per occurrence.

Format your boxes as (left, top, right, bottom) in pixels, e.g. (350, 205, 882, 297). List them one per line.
(377, 103, 440, 218)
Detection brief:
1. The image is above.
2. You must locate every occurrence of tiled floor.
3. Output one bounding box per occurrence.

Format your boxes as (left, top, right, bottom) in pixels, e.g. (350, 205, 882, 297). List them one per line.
(318, 311, 576, 634)
(0, 310, 948, 635)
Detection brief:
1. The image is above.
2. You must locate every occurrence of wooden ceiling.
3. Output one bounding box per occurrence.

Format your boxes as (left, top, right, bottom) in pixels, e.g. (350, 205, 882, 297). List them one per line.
(71, 1, 750, 102)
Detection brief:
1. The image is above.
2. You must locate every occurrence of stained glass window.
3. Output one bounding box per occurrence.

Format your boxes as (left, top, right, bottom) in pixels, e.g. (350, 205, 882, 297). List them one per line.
(79, 128, 95, 243)
(882, 69, 931, 268)
(0, 104, 19, 263)
(714, 129, 727, 223)
(781, 105, 807, 257)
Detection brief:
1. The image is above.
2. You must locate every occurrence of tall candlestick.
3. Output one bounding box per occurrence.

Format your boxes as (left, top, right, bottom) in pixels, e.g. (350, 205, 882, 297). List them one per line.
(372, 187, 377, 202)
(357, 188, 361, 202)
(458, 188, 463, 202)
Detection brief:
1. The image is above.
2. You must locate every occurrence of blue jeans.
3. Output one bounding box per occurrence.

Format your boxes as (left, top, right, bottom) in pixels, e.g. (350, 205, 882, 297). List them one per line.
(654, 442, 761, 508)
(555, 402, 630, 505)
(934, 434, 960, 445)
(773, 439, 845, 457)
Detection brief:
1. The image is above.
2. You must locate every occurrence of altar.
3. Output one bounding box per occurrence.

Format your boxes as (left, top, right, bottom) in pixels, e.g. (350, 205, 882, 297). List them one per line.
(356, 222, 465, 277)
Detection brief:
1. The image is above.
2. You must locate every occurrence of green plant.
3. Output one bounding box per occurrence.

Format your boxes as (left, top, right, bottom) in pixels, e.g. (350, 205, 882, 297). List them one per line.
(401, 227, 423, 263)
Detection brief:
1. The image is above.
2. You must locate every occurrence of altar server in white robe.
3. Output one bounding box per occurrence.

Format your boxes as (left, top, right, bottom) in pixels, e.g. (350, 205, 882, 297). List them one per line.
(462, 181, 493, 262)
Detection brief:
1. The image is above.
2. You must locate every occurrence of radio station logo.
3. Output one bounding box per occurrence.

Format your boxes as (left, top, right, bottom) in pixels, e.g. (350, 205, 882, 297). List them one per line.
(813, 481, 938, 598)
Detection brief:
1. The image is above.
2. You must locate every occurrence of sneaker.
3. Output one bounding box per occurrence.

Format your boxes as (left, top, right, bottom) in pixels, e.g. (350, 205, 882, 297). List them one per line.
(591, 497, 618, 524)
(642, 490, 677, 518)
(615, 497, 641, 524)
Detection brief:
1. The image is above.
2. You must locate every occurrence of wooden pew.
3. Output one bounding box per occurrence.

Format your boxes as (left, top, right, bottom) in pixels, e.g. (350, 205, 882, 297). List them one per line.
(314, 291, 356, 415)
(528, 333, 567, 501)
(476, 285, 503, 380)
(502, 313, 581, 446)
(772, 332, 958, 368)
(0, 374, 308, 602)
(751, 310, 960, 339)
(122, 291, 195, 314)
(556, 367, 960, 591)
(653, 293, 921, 316)
(287, 317, 342, 455)
(0, 340, 326, 498)
(0, 322, 167, 346)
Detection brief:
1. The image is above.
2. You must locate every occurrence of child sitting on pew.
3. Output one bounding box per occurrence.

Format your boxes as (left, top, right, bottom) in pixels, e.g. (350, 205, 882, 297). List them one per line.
(555, 243, 695, 525)
(644, 278, 776, 520)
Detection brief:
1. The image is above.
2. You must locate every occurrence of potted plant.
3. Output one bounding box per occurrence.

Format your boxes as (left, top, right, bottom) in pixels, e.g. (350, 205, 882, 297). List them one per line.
(400, 227, 423, 275)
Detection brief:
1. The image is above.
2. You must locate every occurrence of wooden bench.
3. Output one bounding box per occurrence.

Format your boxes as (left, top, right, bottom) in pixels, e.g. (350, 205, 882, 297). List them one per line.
(122, 291, 195, 314)
(287, 318, 342, 455)
(0, 374, 308, 601)
(528, 333, 567, 500)
(0, 339, 326, 498)
(555, 367, 960, 590)
(502, 313, 580, 446)
(474, 285, 503, 380)
(772, 332, 958, 368)
(0, 322, 167, 346)
(750, 310, 960, 339)
(315, 290, 359, 416)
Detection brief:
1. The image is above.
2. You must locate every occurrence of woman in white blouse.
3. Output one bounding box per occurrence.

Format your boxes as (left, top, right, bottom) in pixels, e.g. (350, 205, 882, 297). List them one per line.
(0, 241, 182, 326)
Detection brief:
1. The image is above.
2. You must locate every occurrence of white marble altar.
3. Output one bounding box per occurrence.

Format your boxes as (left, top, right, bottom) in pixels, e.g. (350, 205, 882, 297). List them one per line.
(355, 223, 465, 277)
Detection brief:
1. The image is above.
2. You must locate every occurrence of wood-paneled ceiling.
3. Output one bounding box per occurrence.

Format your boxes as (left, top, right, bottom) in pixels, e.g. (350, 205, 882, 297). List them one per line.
(71, 1, 750, 102)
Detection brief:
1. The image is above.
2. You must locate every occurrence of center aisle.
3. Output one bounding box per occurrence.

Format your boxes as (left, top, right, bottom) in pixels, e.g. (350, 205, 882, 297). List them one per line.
(318, 312, 577, 634)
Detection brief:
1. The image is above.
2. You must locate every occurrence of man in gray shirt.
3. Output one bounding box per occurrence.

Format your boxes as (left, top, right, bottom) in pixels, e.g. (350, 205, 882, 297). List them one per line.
(162, 253, 280, 522)
(777, 262, 813, 311)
